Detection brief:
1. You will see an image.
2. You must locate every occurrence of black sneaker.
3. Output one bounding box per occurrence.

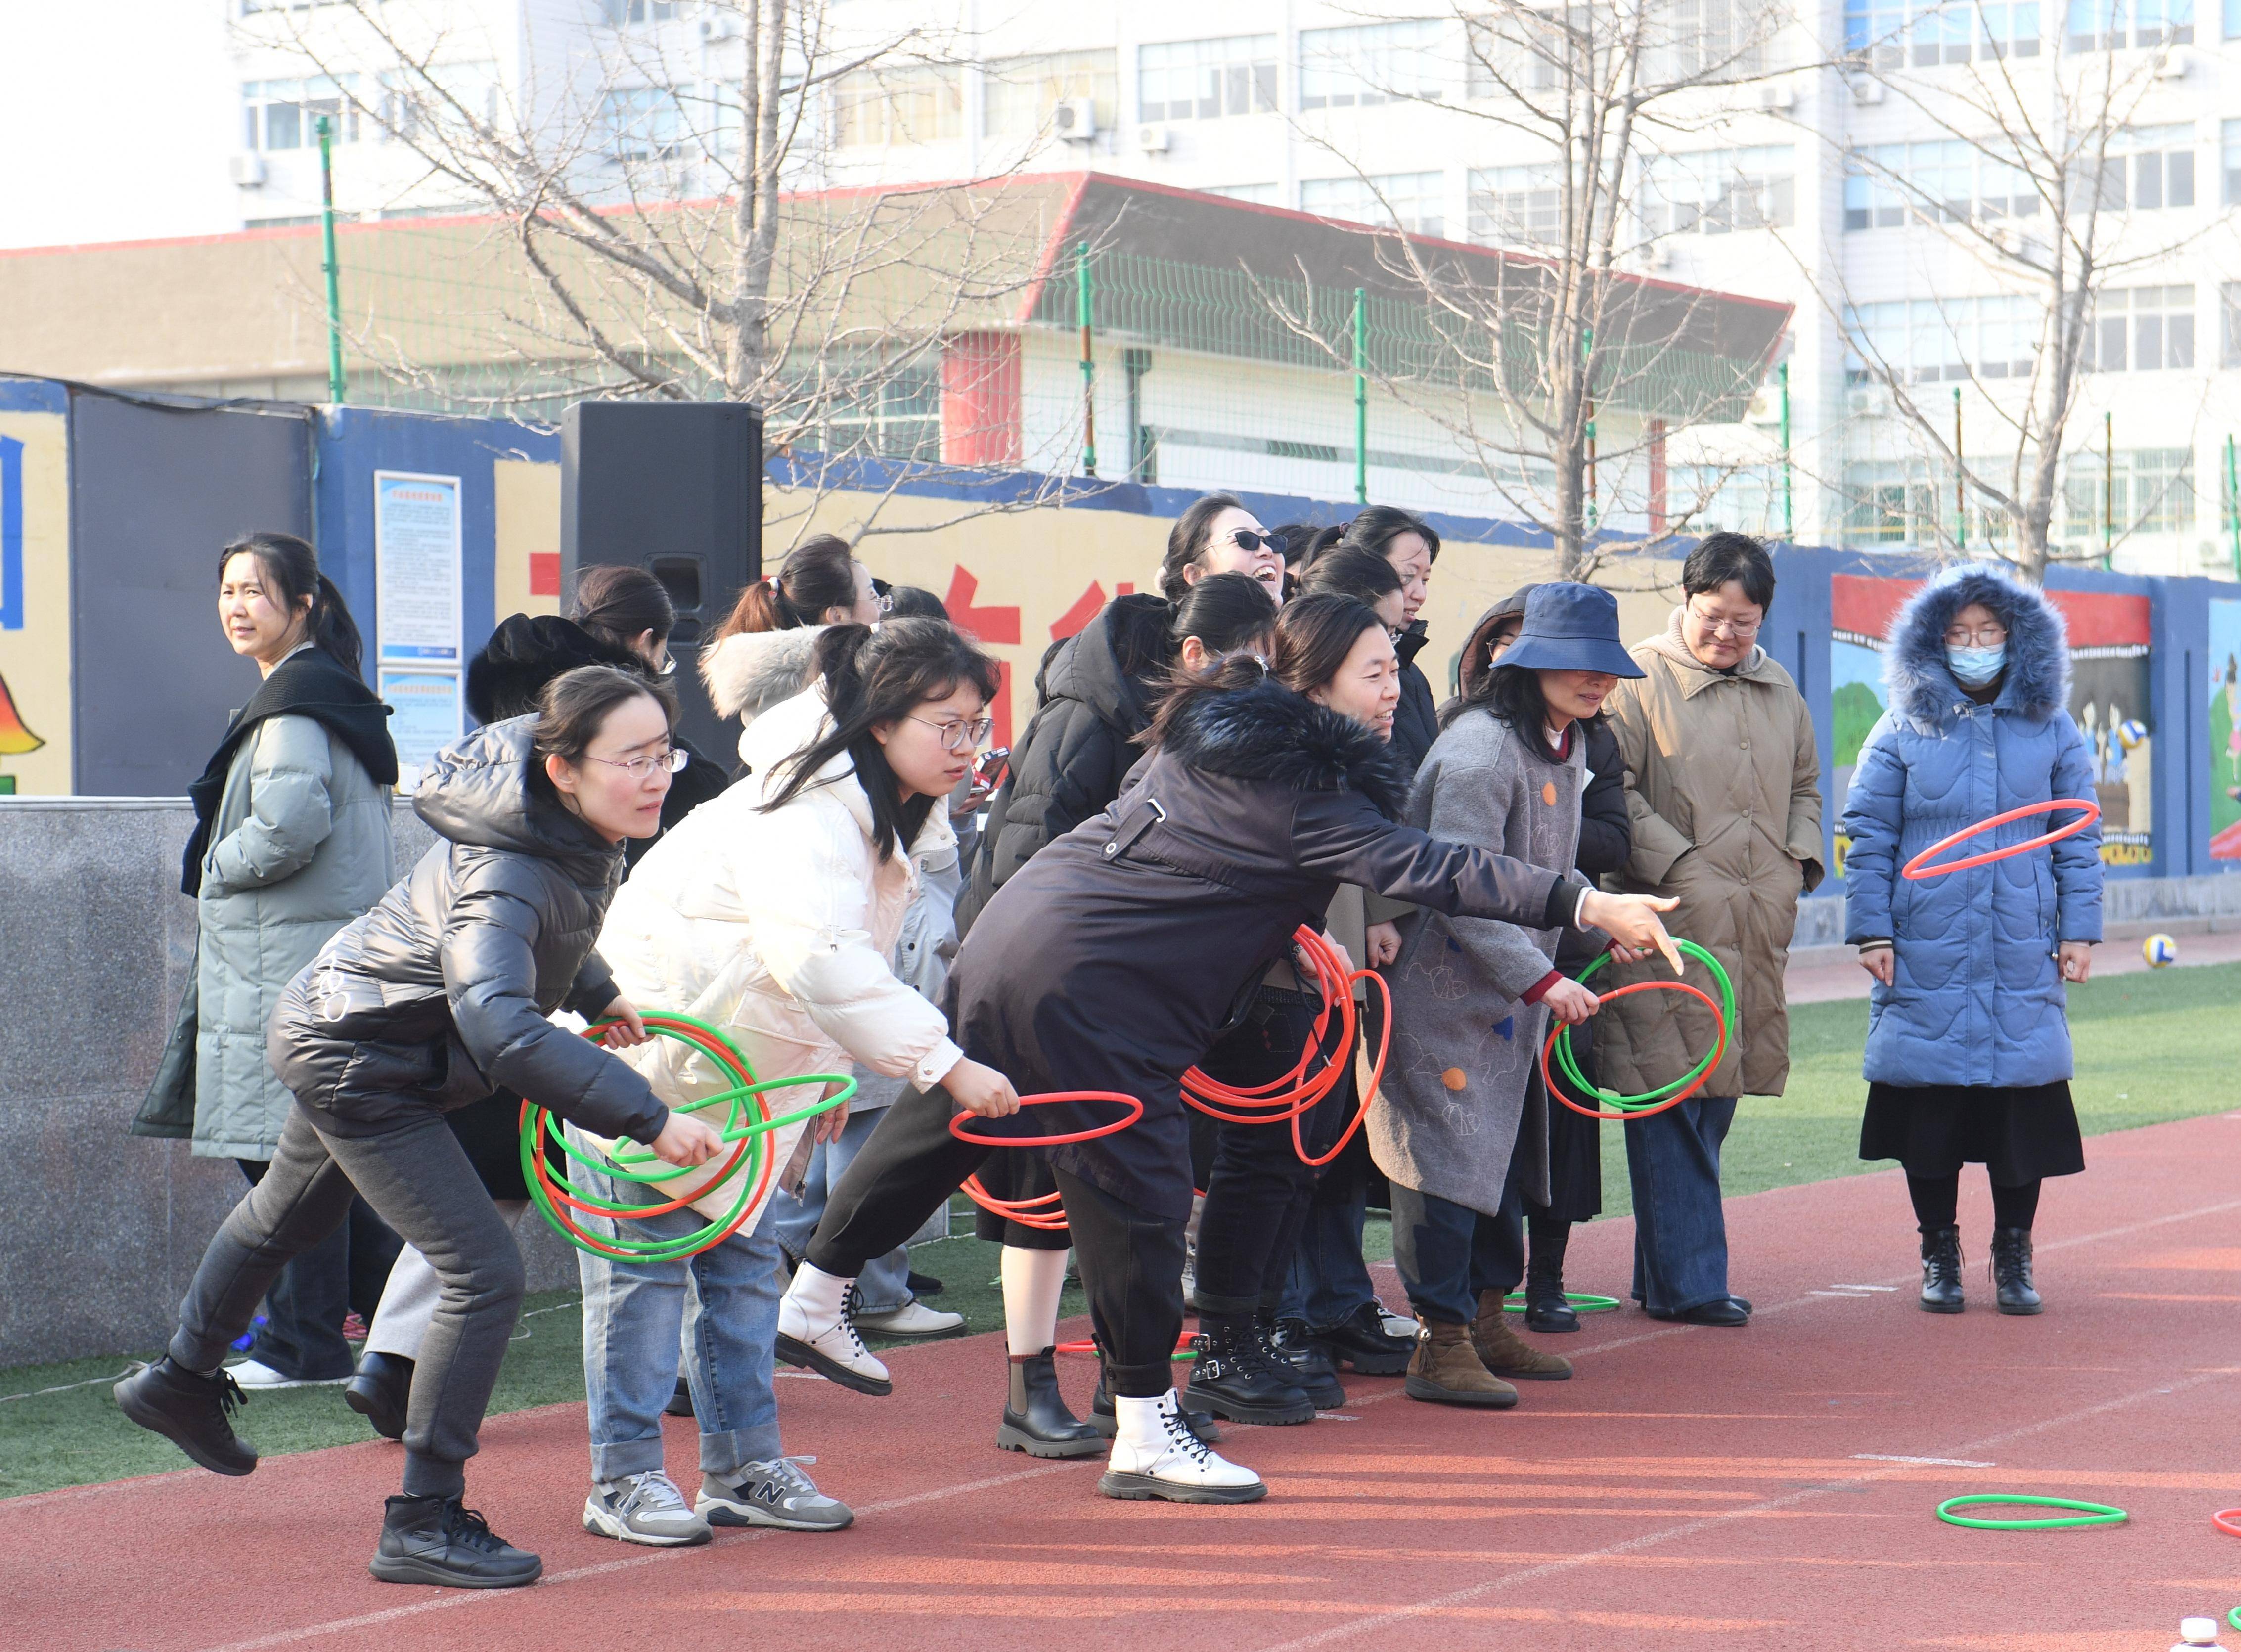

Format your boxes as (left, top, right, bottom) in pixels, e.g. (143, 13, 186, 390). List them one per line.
(113, 1357, 258, 1476)
(369, 1495, 542, 1589)
(906, 1269, 945, 1297)
(664, 1376, 694, 1417)
(344, 1352, 413, 1441)
(1271, 1317, 1346, 1409)
(1310, 1301, 1415, 1376)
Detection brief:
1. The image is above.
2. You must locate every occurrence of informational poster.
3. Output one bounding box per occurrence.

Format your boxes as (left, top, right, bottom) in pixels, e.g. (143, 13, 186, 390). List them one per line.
(2208, 599, 2241, 860)
(374, 470, 463, 784)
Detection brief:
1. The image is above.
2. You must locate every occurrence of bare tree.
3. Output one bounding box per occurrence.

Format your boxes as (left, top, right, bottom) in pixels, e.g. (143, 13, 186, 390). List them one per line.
(1829, 7, 2224, 580)
(1255, 1, 1795, 579)
(234, 0, 1068, 546)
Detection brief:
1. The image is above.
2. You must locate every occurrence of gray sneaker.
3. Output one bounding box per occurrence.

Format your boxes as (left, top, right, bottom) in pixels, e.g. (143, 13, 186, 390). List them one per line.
(583, 1470, 712, 1547)
(697, 1456, 854, 1532)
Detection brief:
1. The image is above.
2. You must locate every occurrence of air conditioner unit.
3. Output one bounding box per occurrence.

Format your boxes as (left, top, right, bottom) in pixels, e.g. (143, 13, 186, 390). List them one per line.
(1759, 82, 1796, 111)
(1747, 387, 1783, 425)
(229, 152, 267, 187)
(1847, 76, 1885, 105)
(1634, 241, 1673, 271)
(1053, 97, 1098, 141)
(699, 15, 738, 41)
(2155, 49, 2189, 78)
(1134, 124, 1172, 154)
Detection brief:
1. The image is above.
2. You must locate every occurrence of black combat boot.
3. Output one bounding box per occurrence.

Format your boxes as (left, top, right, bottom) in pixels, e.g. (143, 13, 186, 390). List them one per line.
(1919, 1225, 1964, 1314)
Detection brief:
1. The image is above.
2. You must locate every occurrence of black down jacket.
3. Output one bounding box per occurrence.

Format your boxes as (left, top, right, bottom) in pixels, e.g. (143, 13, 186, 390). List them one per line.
(1391, 620, 1442, 772)
(957, 593, 1170, 934)
(267, 716, 668, 1146)
(946, 677, 1591, 1218)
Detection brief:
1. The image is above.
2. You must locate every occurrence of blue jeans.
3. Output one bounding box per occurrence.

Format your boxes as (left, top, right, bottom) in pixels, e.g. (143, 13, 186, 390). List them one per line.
(1623, 1096, 1738, 1316)
(1389, 1157, 1525, 1326)
(771, 1105, 910, 1314)
(575, 1150, 785, 1485)
(1281, 1193, 1382, 1328)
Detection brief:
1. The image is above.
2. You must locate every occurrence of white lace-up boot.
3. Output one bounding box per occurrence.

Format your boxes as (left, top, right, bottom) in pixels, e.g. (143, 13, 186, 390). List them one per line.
(1097, 1388, 1266, 1504)
(776, 1263, 892, 1395)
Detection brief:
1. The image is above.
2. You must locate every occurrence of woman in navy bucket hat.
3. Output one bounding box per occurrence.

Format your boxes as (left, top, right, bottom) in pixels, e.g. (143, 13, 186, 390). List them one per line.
(1494, 583, 1650, 679)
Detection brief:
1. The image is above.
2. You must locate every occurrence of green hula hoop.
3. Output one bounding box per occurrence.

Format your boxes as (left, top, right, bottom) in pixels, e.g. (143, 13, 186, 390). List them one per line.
(521, 1015, 853, 1261)
(1934, 1494, 2127, 1530)
(1501, 1291, 1621, 1313)
(2227, 1605, 2241, 1632)
(1553, 940, 1735, 1112)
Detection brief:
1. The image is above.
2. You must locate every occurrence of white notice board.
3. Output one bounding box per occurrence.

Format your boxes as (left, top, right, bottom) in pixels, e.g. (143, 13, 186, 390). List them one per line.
(374, 470, 462, 666)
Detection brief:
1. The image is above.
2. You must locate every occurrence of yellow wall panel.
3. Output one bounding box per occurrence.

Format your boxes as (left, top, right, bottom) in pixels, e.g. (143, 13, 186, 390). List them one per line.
(0, 412, 72, 795)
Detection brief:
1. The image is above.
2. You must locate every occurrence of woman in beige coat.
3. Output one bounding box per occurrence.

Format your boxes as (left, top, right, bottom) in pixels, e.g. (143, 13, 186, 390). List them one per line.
(1598, 533, 1823, 1326)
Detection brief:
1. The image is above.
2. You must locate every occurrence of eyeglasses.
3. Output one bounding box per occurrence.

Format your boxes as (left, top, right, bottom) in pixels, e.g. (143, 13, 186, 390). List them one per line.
(1226, 529, 1286, 556)
(1943, 624, 2008, 646)
(1687, 603, 1762, 639)
(587, 748, 688, 781)
(908, 714, 995, 752)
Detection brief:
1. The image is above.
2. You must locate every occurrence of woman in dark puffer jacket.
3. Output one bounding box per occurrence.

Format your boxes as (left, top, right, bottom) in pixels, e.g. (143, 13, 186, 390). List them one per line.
(115, 668, 724, 1592)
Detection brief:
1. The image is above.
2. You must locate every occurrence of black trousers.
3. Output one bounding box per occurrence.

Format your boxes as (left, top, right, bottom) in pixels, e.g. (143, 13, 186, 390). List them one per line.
(1390, 1153, 1526, 1325)
(808, 1084, 1188, 1398)
(233, 1159, 402, 1381)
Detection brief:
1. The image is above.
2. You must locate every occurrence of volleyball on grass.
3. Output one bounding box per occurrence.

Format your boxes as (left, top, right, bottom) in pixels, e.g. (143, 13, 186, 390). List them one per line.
(2143, 933, 2179, 968)
(2118, 719, 2149, 750)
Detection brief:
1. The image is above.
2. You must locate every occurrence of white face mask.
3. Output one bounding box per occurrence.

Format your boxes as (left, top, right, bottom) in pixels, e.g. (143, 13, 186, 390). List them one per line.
(1947, 643, 2007, 687)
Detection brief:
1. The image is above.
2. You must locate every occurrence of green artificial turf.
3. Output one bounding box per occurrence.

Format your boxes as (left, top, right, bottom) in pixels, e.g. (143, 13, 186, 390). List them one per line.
(5, 961, 2234, 1500)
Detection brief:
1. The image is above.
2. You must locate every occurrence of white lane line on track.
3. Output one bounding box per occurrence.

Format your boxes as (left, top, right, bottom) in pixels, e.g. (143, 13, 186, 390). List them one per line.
(1252, 1363, 2241, 1652)
(1851, 1454, 1994, 1467)
(194, 1462, 1078, 1652)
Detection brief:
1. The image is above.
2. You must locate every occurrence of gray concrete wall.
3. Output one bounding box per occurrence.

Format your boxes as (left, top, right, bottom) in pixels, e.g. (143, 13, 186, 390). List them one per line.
(0, 798, 578, 1369)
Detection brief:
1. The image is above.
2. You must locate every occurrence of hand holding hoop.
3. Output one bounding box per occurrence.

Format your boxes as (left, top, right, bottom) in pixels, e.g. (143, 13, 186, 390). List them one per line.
(948, 1091, 1144, 1148)
(1901, 799, 2099, 881)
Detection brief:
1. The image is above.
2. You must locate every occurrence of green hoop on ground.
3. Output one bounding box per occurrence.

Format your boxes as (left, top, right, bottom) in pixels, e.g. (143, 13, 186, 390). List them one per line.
(1933, 1494, 2127, 1530)
(1501, 1292, 1621, 1313)
(1552, 940, 1735, 1110)
(2227, 1604, 2241, 1632)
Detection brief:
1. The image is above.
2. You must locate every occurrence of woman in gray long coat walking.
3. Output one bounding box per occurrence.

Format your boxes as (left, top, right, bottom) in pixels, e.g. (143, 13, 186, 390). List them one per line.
(186, 533, 399, 1387)
(1373, 582, 1641, 1408)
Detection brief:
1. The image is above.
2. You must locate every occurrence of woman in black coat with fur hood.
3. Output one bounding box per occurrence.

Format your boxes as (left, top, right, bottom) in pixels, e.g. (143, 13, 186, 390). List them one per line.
(779, 596, 1680, 1509)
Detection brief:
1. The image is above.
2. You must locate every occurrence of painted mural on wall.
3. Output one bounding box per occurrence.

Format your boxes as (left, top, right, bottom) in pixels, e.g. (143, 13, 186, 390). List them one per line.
(2208, 599, 2241, 860)
(1829, 572, 2154, 878)
(0, 407, 72, 795)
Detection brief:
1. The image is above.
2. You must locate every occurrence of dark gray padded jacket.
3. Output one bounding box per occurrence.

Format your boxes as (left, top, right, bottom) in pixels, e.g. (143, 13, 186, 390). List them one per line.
(267, 716, 668, 1145)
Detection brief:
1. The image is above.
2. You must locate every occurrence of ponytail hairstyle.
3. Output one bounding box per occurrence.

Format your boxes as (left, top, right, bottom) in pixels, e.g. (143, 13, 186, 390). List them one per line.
(572, 564, 675, 657)
(1298, 543, 1403, 611)
(716, 534, 860, 637)
(1339, 503, 1441, 565)
(1285, 521, 1347, 576)
(1157, 570, 1276, 687)
(1156, 491, 1248, 602)
(1143, 593, 1383, 749)
(217, 531, 365, 678)
(761, 617, 1002, 861)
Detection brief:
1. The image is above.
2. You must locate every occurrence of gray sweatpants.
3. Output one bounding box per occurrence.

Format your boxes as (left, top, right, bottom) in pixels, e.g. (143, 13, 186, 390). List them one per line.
(171, 1102, 524, 1499)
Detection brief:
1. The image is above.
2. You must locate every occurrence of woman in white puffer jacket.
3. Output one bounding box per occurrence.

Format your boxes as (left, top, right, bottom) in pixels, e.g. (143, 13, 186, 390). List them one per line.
(566, 620, 1014, 1548)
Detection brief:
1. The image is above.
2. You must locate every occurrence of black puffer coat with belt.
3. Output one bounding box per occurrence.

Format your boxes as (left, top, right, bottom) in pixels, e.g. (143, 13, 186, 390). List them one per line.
(267, 716, 668, 1147)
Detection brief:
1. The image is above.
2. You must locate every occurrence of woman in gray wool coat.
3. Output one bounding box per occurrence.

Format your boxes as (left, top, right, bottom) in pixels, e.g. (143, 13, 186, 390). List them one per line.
(1372, 582, 1642, 1408)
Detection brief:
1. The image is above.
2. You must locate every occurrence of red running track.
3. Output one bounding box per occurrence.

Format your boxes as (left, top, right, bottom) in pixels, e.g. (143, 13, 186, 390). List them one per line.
(12, 1110, 2241, 1651)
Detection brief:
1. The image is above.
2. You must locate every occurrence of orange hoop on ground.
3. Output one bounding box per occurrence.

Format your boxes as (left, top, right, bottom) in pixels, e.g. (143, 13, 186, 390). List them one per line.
(2212, 1508, 2241, 1539)
(1539, 979, 1727, 1122)
(1900, 799, 2100, 881)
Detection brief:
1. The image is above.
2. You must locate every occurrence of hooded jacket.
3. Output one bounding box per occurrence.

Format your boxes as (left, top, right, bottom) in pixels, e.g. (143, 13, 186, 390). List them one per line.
(585, 687, 964, 1223)
(947, 676, 1590, 1217)
(1840, 566, 2103, 1089)
(266, 717, 667, 1146)
(701, 625, 829, 761)
(958, 593, 1171, 933)
(1597, 608, 1825, 1098)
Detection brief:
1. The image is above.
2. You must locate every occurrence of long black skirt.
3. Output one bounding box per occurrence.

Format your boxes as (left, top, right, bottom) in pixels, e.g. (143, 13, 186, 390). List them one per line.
(1859, 1081, 2086, 1184)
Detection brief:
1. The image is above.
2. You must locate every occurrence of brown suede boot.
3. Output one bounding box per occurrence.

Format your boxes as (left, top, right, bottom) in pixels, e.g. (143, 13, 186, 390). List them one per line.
(1403, 1318, 1519, 1409)
(1472, 1291, 1574, 1381)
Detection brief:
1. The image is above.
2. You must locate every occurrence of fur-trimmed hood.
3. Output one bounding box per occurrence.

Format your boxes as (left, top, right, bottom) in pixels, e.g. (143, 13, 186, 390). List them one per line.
(466, 614, 646, 725)
(700, 625, 829, 724)
(1156, 677, 1414, 820)
(1884, 564, 2069, 725)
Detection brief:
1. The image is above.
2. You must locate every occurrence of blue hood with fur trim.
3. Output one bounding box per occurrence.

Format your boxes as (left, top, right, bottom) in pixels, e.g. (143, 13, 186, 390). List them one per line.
(1840, 564, 2103, 1089)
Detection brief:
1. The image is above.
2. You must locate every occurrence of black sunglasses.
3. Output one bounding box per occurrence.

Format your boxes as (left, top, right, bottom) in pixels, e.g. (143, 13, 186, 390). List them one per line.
(1227, 528, 1286, 555)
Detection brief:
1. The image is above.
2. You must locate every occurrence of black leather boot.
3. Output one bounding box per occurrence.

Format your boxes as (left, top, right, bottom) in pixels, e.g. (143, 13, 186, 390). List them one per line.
(1310, 1301, 1416, 1375)
(112, 1357, 258, 1476)
(344, 1351, 414, 1440)
(1185, 1312, 1315, 1425)
(1919, 1225, 1964, 1314)
(1524, 1220, 1579, 1332)
(996, 1347, 1104, 1459)
(1091, 1356, 1222, 1442)
(1268, 1314, 1345, 1409)
(368, 1494, 542, 1589)
(1990, 1227, 2043, 1316)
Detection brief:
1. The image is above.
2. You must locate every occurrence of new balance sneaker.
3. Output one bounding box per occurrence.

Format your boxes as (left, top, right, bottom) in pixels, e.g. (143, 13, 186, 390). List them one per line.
(1098, 1390, 1266, 1505)
(697, 1457, 854, 1532)
(851, 1298, 965, 1339)
(582, 1471, 711, 1547)
(113, 1357, 258, 1476)
(368, 1495, 541, 1589)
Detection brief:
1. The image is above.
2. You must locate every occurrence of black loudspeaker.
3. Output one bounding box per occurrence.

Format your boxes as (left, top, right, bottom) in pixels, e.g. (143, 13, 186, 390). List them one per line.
(561, 401, 763, 761)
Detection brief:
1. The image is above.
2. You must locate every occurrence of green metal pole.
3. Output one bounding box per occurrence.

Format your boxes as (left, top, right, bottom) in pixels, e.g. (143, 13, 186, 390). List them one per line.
(317, 116, 345, 405)
(1953, 386, 1965, 552)
(2226, 434, 2239, 579)
(1076, 241, 1096, 479)
(1778, 361, 1793, 541)
(1352, 287, 1367, 506)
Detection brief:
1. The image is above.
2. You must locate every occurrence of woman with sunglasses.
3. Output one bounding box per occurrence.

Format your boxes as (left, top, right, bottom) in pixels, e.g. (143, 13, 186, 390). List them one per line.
(568, 619, 1009, 1546)
(779, 596, 1682, 1506)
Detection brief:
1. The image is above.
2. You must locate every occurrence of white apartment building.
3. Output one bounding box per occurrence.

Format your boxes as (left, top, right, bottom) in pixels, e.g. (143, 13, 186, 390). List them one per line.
(5, 0, 2237, 571)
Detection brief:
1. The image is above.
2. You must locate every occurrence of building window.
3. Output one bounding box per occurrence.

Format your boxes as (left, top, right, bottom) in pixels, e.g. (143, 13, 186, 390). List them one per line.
(1469, 164, 1564, 245)
(242, 78, 360, 150)
(982, 51, 1119, 138)
(2090, 285, 2194, 370)
(1465, 15, 1564, 95)
(1847, 0, 2042, 66)
(377, 63, 500, 144)
(1846, 142, 2042, 228)
(2224, 119, 2241, 204)
(808, 353, 943, 462)
(2222, 281, 2241, 366)
(2075, 125, 2195, 212)
(1200, 182, 1280, 203)
(601, 0, 684, 21)
(2066, 448, 2195, 536)
(1138, 35, 1278, 122)
(1301, 172, 1446, 237)
(1300, 19, 1448, 110)
(1641, 146, 1795, 235)
(2067, 0, 2193, 47)
(832, 66, 964, 147)
(1845, 295, 2039, 384)
(600, 88, 684, 160)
